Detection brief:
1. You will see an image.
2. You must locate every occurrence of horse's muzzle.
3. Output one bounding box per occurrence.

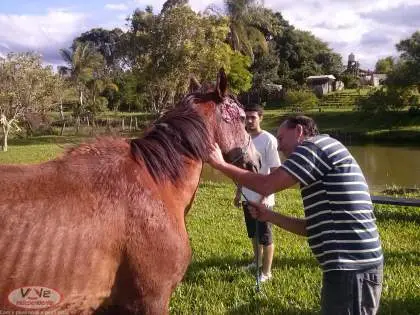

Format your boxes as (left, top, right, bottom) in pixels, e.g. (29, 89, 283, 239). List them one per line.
(244, 159, 261, 173)
(223, 146, 261, 173)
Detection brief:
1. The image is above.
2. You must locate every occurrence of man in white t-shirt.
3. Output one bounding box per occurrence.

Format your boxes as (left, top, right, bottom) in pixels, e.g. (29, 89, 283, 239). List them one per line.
(234, 104, 281, 282)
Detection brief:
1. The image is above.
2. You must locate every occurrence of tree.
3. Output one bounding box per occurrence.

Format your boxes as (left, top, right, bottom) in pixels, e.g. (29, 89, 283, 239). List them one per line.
(122, 5, 253, 113)
(0, 53, 61, 151)
(397, 31, 420, 63)
(60, 42, 105, 132)
(243, 42, 281, 104)
(251, 45, 280, 92)
(73, 28, 124, 72)
(227, 52, 252, 94)
(224, 0, 268, 62)
(161, 0, 188, 14)
(386, 31, 420, 90)
(375, 56, 394, 74)
(84, 76, 119, 119)
(261, 11, 343, 88)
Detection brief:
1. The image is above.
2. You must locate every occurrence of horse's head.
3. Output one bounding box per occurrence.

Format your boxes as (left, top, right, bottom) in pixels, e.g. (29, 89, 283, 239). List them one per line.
(189, 69, 261, 173)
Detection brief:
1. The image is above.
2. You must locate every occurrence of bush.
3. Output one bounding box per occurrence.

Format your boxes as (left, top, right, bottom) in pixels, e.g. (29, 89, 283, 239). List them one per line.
(401, 86, 420, 108)
(284, 89, 318, 111)
(341, 74, 360, 89)
(408, 106, 420, 115)
(356, 87, 408, 112)
(359, 85, 420, 113)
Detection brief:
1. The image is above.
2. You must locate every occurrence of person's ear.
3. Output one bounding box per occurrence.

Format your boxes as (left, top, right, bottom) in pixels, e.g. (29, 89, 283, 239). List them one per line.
(296, 124, 304, 140)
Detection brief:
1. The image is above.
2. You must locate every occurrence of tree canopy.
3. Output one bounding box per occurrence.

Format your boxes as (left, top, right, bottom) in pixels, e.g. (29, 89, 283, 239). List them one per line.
(386, 31, 420, 88)
(54, 2, 345, 111)
(0, 53, 60, 150)
(375, 56, 395, 74)
(0, 1, 348, 118)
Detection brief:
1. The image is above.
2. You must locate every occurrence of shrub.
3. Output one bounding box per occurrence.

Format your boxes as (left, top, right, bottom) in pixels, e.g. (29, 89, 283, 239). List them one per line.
(356, 87, 409, 112)
(341, 74, 360, 89)
(284, 89, 318, 111)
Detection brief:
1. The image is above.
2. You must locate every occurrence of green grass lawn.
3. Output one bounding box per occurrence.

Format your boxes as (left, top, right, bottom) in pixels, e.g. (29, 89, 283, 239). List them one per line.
(0, 143, 64, 164)
(168, 182, 420, 314)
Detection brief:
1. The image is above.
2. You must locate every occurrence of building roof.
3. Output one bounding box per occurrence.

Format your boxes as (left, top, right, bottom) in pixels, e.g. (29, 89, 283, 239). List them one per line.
(265, 83, 283, 91)
(373, 73, 387, 79)
(306, 75, 336, 81)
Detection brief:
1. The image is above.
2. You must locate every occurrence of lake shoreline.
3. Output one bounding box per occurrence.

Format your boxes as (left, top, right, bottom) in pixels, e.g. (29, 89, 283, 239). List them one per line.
(261, 109, 420, 146)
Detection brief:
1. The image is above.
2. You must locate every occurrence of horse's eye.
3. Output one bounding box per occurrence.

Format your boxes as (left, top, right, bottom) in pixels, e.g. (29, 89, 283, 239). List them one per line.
(240, 115, 246, 124)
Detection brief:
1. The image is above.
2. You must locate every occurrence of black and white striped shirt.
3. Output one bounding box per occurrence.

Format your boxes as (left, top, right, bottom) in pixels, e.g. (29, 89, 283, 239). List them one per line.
(281, 134, 383, 272)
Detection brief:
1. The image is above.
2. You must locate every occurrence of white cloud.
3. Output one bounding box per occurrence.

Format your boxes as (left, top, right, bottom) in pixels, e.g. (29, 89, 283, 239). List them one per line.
(0, 7, 130, 67)
(0, 9, 87, 65)
(105, 3, 129, 11)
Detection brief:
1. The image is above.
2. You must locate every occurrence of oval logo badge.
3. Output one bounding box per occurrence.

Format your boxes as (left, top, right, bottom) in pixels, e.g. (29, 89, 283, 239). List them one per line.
(8, 286, 61, 309)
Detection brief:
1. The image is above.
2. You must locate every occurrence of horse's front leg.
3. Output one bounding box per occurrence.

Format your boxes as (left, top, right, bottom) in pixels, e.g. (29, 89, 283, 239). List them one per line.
(109, 222, 191, 314)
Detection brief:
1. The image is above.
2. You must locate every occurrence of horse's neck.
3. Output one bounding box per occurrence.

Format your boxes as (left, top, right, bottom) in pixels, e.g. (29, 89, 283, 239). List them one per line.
(160, 159, 203, 219)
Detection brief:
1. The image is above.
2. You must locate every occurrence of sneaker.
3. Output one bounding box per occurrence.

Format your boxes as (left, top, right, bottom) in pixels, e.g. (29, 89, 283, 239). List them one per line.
(258, 272, 272, 283)
(244, 261, 262, 271)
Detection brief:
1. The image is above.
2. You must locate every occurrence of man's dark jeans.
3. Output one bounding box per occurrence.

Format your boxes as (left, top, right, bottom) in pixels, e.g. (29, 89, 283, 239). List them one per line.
(321, 263, 383, 315)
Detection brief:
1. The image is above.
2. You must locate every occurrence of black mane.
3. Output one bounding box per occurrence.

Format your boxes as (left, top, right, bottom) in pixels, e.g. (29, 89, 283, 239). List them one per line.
(130, 93, 213, 184)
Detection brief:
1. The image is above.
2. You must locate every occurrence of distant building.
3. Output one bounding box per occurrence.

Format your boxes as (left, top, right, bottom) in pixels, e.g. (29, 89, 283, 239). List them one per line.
(344, 53, 388, 87)
(306, 75, 336, 96)
(360, 73, 388, 87)
(347, 53, 360, 76)
(372, 73, 387, 86)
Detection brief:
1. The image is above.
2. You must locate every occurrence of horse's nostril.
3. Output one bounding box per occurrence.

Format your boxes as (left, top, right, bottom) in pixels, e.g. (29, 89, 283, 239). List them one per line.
(244, 161, 259, 173)
(252, 163, 259, 173)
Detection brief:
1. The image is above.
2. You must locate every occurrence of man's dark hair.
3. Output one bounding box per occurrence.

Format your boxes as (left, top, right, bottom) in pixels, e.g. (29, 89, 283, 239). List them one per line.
(284, 115, 319, 137)
(244, 104, 263, 117)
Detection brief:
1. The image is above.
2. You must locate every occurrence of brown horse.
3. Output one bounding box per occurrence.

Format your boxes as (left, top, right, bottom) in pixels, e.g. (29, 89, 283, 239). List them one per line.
(0, 69, 260, 314)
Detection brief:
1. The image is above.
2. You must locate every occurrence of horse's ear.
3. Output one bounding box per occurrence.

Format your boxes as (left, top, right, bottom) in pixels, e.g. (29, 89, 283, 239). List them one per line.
(189, 75, 201, 93)
(216, 67, 227, 99)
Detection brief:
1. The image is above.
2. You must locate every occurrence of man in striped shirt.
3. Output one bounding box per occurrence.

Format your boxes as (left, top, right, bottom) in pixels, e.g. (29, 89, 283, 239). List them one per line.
(208, 115, 383, 315)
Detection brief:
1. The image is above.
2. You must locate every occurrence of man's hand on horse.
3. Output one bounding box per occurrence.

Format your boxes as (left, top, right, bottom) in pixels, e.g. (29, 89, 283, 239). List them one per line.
(207, 142, 226, 169)
(247, 200, 274, 222)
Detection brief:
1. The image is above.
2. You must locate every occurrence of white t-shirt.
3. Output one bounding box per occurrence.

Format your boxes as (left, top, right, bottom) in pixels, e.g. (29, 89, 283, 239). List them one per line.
(241, 130, 281, 206)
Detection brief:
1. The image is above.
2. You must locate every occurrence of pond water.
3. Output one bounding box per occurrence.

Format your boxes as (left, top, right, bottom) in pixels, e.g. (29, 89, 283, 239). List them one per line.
(201, 144, 420, 192)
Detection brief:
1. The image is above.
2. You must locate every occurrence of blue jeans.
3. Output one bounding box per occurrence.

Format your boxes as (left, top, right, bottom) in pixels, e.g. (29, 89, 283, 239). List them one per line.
(321, 263, 383, 315)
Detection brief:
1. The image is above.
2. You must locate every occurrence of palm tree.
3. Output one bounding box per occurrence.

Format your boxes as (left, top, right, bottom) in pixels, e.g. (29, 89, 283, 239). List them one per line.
(60, 42, 104, 133)
(224, 0, 268, 62)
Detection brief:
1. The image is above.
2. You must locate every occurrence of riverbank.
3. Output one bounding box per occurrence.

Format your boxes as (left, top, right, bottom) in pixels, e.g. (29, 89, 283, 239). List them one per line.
(262, 109, 420, 145)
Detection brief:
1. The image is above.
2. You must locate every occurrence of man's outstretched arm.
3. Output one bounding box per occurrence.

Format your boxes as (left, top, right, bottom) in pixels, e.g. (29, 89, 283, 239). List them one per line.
(247, 201, 307, 236)
(208, 143, 298, 196)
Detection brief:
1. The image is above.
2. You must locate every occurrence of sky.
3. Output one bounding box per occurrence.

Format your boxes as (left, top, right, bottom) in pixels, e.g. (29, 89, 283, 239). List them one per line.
(0, 0, 419, 70)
